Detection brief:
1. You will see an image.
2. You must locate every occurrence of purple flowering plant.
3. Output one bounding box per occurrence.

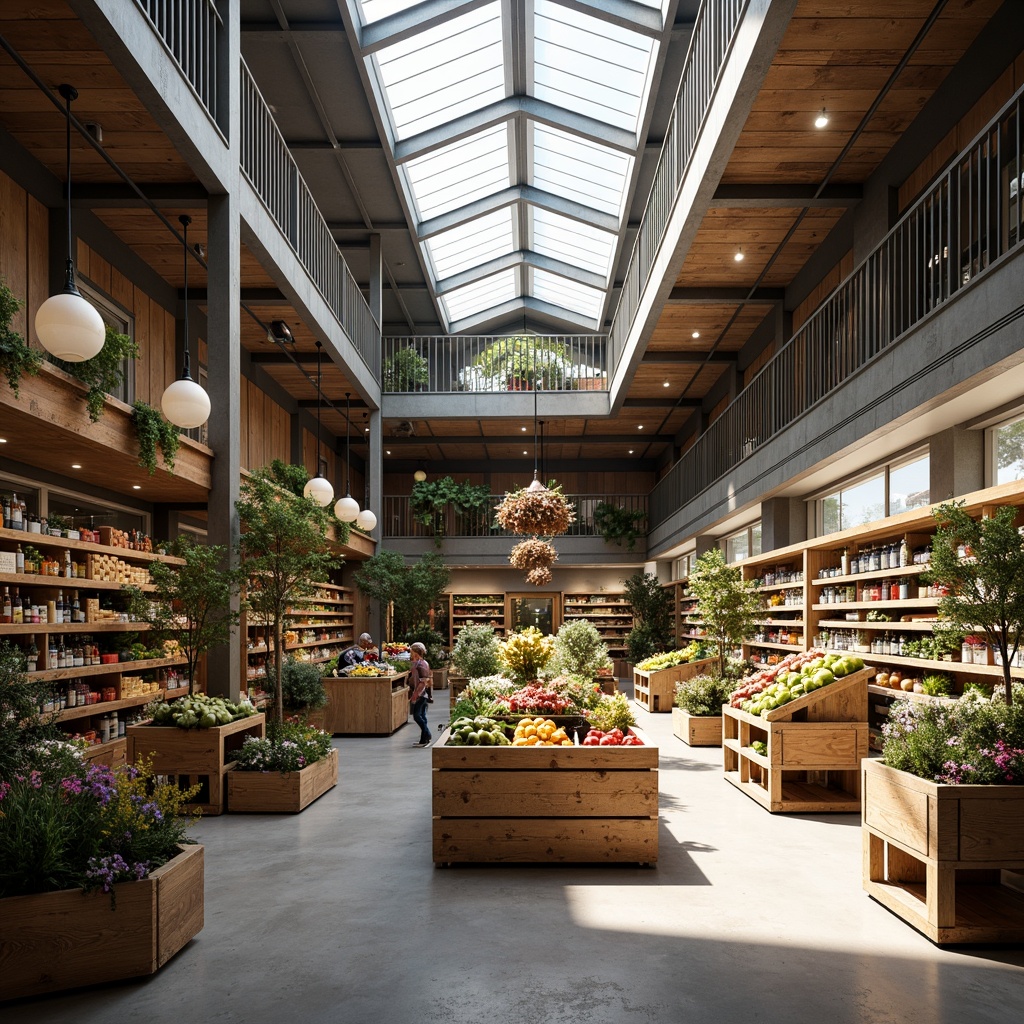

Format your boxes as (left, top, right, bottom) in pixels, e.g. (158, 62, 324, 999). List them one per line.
(231, 721, 333, 774)
(881, 685, 1024, 784)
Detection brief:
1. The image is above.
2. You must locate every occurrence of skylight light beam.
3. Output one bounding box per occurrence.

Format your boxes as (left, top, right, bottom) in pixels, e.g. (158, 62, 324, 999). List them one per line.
(358, 0, 494, 54)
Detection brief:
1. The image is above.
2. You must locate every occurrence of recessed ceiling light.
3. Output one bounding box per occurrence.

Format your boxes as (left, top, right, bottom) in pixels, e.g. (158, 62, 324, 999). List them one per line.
(132, 485, 141, 490)
(628, 449, 634, 454)
(638, 425, 644, 430)
(663, 381, 670, 388)
(814, 108, 829, 129)
(364, 427, 369, 432)
(691, 331, 700, 339)
(523, 450, 528, 455)
(0, 437, 7, 443)
(71, 463, 82, 469)
(386, 449, 391, 455)
(734, 250, 744, 262)
(521, 426, 527, 432)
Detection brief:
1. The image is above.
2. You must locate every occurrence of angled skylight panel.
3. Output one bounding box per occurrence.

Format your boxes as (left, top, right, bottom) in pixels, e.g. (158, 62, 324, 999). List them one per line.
(532, 268, 604, 323)
(532, 125, 633, 220)
(403, 125, 510, 222)
(441, 269, 518, 324)
(533, 0, 658, 136)
(531, 208, 616, 280)
(422, 207, 514, 280)
(372, 3, 505, 141)
(356, 0, 422, 25)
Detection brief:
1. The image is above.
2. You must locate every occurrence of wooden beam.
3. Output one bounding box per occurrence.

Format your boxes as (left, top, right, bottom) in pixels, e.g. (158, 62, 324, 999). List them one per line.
(667, 288, 784, 304)
(710, 183, 862, 208)
(641, 351, 737, 363)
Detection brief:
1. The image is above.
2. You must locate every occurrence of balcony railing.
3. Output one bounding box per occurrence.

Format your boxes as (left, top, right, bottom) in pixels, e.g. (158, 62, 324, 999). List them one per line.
(383, 493, 647, 540)
(380, 335, 608, 394)
(134, 0, 221, 125)
(607, 0, 749, 369)
(240, 61, 381, 378)
(650, 84, 1024, 531)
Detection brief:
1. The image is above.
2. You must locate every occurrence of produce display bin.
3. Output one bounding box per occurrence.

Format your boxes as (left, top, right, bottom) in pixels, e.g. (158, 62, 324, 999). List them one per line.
(672, 707, 723, 746)
(633, 657, 718, 712)
(324, 672, 409, 735)
(432, 726, 658, 865)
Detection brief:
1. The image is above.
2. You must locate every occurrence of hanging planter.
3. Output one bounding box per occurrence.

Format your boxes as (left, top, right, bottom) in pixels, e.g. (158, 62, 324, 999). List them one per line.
(509, 537, 558, 570)
(495, 483, 575, 537)
(525, 566, 553, 586)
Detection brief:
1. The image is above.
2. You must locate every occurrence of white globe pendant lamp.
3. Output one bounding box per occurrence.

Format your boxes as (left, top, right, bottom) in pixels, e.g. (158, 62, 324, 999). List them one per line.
(302, 342, 334, 507)
(355, 508, 377, 532)
(334, 391, 361, 523)
(35, 84, 105, 364)
(160, 215, 211, 429)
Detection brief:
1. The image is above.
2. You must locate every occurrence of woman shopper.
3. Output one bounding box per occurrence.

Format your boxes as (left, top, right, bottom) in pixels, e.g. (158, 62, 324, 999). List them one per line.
(408, 641, 432, 747)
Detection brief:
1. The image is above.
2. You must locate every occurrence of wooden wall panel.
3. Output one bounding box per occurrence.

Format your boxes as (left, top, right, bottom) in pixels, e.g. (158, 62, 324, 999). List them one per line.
(744, 341, 778, 386)
(792, 251, 855, 332)
(239, 377, 249, 471)
(0, 172, 28, 339)
(26, 194, 47, 350)
(240, 381, 289, 474)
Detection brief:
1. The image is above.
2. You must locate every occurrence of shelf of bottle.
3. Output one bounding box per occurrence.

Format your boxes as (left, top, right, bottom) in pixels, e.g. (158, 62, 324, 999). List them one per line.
(563, 614, 632, 621)
(811, 598, 937, 611)
(1, 621, 154, 635)
(54, 688, 169, 723)
(810, 563, 928, 587)
(246, 637, 350, 656)
(28, 655, 187, 682)
(817, 619, 937, 631)
(0, 570, 157, 593)
(745, 640, 804, 651)
(453, 604, 503, 611)
(0, 526, 184, 564)
(824, 649, 1023, 678)
(563, 603, 630, 609)
(754, 580, 805, 592)
(287, 599, 353, 610)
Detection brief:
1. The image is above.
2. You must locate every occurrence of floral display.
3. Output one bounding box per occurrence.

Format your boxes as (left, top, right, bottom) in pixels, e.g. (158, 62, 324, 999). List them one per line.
(525, 566, 553, 586)
(231, 722, 333, 774)
(499, 626, 555, 684)
(494, 483, 575, 537)
(509, 537, 558, 570)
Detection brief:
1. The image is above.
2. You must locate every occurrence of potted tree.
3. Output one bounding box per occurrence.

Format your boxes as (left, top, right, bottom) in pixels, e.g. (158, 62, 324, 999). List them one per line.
(673, 673, 734, 746)
(449, 622, 503, 698)
(550, 618, 613, 691)
(623, 570, 675, 666)
(382, 345, 429, 392)
(280, 658, 329, 729)
(354, 550, 451, 642)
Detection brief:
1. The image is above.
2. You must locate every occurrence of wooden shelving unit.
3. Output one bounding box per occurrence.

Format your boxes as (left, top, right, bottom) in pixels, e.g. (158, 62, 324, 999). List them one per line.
(448, 594, 506, 646)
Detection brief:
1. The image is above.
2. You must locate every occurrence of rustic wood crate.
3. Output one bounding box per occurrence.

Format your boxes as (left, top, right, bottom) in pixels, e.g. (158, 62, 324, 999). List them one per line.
(431, 666, 449, 690)
(324, 673, 409, 735)
(227, 747, 338, 813)
(633, 657, 718, 713)
(861, 758, 1024, 944)
(0, 844, 203, 1001)
(671, 707, 722, 747)
(432, 726, 658, 865)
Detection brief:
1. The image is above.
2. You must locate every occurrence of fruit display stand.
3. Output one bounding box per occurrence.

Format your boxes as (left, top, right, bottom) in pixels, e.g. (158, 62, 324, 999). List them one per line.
(861, 759, 1024, 944)
(227, 746, 339, 813)
(431, 727, 658, 865)
(633, 657, 717, 713)
(126, 714, 266, 816)
(672, 707, 723, 746)
(722, 667, 871, 813)
(323, 671, 410, 735)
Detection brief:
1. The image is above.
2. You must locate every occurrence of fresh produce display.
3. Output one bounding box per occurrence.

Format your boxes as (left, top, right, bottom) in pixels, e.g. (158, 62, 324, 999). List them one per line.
(447, 716, 511, 746)
(147, 694, 257, 729)
(581, 727, 643, 747)
(737, 652, 866, 716)
(636, 642, 704, 672)
(496, 685, 574, 715)
(512, 718, 573, 746)
(729, 649, 828, 707)
(382, 642, 410, 658)
(347, 664, 393, 677)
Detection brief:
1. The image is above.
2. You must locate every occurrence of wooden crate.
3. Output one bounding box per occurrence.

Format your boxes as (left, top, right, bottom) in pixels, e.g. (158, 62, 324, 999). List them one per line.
(862, 758, 1024, 944)
(671, 707, 722, 747)
(0, 844, 203, 1001)
(227, 747, 338, 813)
(431, 666, 449, 690)
(432, 727, 658, 865)
(324, 673, 409, 735)
(449, 675, 469, 699)
(633, 657, 718, 713)
(721, 667, 871, 813)
(126, 714, 266, 816)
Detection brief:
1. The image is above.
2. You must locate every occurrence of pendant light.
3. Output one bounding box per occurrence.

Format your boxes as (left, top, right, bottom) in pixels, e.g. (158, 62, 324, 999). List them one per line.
(334, 392, 360, 522)
(160, 215, 211, 429)
(303, 341, 334, 506)
(35, 84, 105, 363)
(527, 384, 545, 492)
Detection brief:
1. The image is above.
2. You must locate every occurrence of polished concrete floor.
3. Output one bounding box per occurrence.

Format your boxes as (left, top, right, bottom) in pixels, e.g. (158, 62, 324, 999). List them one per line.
(8, 687, 1024, 1023)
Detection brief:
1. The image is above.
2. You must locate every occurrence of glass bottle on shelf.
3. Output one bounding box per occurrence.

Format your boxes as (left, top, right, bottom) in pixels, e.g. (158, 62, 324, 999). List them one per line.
(15, 542, 24, 573)
(10, 492, 22, 529)
(48, 636, 57, 669)
(71, 590, 81, 623)
(26, 634, 38, 672)
(2, 586, 11, 624)
(12, 587, 22, 624)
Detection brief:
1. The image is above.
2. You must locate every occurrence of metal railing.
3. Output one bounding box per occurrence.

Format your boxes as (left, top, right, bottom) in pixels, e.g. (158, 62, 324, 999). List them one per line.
(134, 0, 221, 124)
(380, 335, 608, 393)
(607, 0, 749, 367)
(240, 62, 381, 377)
(650, 85, 1024, 530)
(383, 493, 647, 539)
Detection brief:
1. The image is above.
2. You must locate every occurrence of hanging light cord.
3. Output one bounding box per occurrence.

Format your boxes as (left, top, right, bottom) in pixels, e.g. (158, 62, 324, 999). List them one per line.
(345, 392, 352, 495)
(63, 85, 73, 267)
(180, 214, 192, 379)
(315, 342, 323, 475)
(533, 385, 539, 482)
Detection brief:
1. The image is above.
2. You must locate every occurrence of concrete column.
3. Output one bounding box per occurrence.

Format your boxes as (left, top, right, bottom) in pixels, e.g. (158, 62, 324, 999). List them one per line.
(761, 497, 806, 551)
(929, 427, 984, 501)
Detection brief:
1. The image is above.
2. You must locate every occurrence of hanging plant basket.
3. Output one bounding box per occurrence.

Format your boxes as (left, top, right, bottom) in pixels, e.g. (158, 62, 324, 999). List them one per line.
(525, 566, 553, 586)
(509, 537, 558, 570)
(495, 484, 575, 537)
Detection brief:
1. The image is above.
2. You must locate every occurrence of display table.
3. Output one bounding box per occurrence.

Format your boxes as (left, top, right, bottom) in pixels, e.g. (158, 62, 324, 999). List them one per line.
(324, 672, 410, 735)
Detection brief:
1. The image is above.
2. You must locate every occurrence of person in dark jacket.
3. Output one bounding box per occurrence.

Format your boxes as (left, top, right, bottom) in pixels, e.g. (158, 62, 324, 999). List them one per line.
(408, 642, 432, 747)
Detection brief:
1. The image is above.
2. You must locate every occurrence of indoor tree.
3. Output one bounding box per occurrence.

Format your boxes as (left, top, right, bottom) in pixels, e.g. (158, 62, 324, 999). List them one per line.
(353, 549, 451, 638)
(623, 571, 675, 663)
(926, 500, 1024, 704)
(236, 467, 341, 723)
(687, 548, 762, 679)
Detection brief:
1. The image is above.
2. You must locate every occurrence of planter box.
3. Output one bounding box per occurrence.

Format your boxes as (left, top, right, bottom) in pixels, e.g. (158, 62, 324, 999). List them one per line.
(449, 674, 469, 699)
(227, 747, 338, 813)
(432, 726, 658, 865)
(862, 759, 1024, 944)
(324, 673, 409, 735)
(431, 666, 449, 690)
(0, 844, 204, 1001)
(127, 714, 266, 815)
(672, 707, 722, 746)
(633, 657, 718, 713)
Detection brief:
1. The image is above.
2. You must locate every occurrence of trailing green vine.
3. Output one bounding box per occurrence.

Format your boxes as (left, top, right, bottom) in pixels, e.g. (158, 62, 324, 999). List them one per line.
(410, 476, 491, 545)
(132, 400, 179, 475)
(593, 501, 647, 551)
(53, 325, 139, 421)
(0, 276, 42, 398)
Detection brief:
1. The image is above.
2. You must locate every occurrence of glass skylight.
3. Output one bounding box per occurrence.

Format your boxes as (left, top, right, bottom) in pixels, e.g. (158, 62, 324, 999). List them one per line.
(351, 0, 670, 330)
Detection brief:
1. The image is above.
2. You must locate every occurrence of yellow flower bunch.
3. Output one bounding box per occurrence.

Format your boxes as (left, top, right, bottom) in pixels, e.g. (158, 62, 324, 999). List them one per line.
(499, 626, 555, 684)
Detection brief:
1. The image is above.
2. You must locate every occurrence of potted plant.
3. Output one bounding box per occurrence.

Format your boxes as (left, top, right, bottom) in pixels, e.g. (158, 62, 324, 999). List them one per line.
(495, 481, 575, 537)
(52, 323, 138, 422)
(673, 673, 733, 746)
(280, 658, 329, 729)
(409, 477, 491, 545)
(623, 570, 675, 665)
(499, 626, 555, 686)
(449, 622, 503, 697)
(0, 274, 42, 398)
(382, 345, 429, 392)
(550, 618, 610, 683)
(45, 512, 71, 537)
(226, 720, 337, 813)
(863, 689, 1024, 944)
(470, 335, 572, 391)
(593, 501, 647, 551)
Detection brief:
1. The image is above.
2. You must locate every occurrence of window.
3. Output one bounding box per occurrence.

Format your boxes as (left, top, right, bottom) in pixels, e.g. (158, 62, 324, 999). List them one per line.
(723, 522, 761, 563)
(816, 453, 930, 535)
(78, 281, 134, 407)
(992, 413, 1024, 485)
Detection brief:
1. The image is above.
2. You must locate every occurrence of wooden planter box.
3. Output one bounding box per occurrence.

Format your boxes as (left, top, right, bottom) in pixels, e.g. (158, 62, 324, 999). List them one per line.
(126, 714, 266, 816)
(862, 759, 1024, 944)
(227, 747, 338, 813)
(324, 673, 409, 735)
(431, 666, 449, 690)
(722, 667, 871, 813)
(633, 657, 718, 713)
(432, 726, 658, 865)
(0, 844, 204, 1001)
(672, 707, 722, 746)
(449, 674, 469, 699)
(283, 707, 327, 732)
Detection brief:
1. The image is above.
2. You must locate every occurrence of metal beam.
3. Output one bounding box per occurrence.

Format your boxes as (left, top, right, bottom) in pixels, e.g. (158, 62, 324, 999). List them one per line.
(297, 397, 370, 410)
(240, 21, 346, 37)
(188, 288, 291, 304)
(71, 183, 209, 207)
(359, 0, 491, 54)
(710, 183, 863, 208)
(329, 222, 409, 233)
(666, 287, 785, 304)
(288, 140, 384, 152)
(381, 432, 674, 446)
(551, 0, 664, 37)
(641, 351, 737, 364)
(624, 397, 702, 408)
(435, 250, 606, 295)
